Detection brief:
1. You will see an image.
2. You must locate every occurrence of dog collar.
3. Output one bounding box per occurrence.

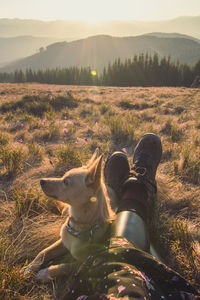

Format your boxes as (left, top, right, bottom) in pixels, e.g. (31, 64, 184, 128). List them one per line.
(65, 218, 101, 241)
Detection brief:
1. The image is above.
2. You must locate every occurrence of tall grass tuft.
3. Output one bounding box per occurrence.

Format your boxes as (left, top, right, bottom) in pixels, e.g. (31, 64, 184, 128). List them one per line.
(0, 133, 9, 146)
(171, 219, 194, 260)
(11, 187, 48, 218)
(27, 142, 44, 164)
(0, 146, 25, 177)
(170, 219, 199, 284)
(0, 262, 33, 300)
(99, 104, 111, 115)
(161, 119, 183, 142)
(105, 115, 135, 146)
(56, 144, 82, 170)
(34, 122, 60, 142)
(178, 145, 200, 185)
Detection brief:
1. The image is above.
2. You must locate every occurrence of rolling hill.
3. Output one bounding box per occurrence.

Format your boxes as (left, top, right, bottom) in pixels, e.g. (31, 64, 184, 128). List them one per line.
(0, 36, 59, 66)
(1, 34, 200, 73)
(147, 32, 200, 43)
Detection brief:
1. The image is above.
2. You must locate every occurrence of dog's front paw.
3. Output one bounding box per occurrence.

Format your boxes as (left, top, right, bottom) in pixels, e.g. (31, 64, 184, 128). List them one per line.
(21, 265, 33, 276)
(36, 268, 51, 282)
(36, 265, 64, 282)
(21, 261, 41, 277)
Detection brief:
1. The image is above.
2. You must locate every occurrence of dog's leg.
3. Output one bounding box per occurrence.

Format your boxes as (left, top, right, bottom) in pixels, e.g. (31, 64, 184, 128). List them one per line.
(23, 239, 68, 275)
(36, 262, 78, 282)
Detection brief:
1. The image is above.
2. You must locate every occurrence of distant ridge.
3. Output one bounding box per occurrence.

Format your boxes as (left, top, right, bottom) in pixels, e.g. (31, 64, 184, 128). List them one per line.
(0, 16, 200, 39)
(1, 34, 200, 73)
(147, 32, 200, 43)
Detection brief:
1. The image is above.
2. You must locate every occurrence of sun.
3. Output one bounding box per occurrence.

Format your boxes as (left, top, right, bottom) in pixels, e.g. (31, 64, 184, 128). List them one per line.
(91, 70, 97, 76)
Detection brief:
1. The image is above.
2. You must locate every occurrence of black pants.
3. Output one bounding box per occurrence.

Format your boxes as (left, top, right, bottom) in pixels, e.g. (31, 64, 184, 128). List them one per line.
(64, 237, 200, 300)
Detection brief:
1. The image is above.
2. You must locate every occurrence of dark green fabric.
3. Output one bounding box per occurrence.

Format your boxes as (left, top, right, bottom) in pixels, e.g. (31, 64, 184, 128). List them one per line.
(64, 237, 200, 300)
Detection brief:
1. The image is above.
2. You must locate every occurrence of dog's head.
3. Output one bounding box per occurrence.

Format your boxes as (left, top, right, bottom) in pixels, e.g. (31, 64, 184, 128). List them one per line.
(40, 149, 104, 207)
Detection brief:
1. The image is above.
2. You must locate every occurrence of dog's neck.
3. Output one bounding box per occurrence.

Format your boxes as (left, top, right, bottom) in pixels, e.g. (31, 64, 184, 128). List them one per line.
(69, 200, 99, 227)
(69, 184, 112, 229)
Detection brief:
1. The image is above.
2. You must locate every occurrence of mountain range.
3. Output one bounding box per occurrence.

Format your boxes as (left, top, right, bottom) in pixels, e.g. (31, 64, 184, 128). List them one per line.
(1, 33, 200, 73)
(0, 16, 200, 72)
(0, 17, 200, 40)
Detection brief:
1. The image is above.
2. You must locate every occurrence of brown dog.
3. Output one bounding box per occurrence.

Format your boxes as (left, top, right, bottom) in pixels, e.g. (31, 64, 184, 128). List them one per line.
(23, 150, 115, 282)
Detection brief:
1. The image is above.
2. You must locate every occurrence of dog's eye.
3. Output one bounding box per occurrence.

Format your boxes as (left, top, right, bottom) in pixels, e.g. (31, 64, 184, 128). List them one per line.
(64, 178, 70, 185)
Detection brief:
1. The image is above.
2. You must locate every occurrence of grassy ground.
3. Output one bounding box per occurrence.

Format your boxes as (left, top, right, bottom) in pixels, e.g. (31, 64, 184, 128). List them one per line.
(0, 83, 199, 299)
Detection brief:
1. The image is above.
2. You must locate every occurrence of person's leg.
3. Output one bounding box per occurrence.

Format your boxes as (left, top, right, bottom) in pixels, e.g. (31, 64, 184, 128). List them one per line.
(104, 133, 162, 253)
(104, 148, 150, 251)
(104, 151, 130, 203)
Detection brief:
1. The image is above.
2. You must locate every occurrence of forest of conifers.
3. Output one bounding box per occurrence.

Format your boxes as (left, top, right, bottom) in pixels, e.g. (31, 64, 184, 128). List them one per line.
(0, 53, 200, 87)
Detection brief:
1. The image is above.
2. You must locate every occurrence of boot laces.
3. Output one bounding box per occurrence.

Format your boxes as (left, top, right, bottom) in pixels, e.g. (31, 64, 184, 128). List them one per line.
(124, 154, 157, 193)
(124, 166, 147, 183)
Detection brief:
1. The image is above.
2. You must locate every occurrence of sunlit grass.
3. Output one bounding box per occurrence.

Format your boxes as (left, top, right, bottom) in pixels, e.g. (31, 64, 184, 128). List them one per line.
(0, 83, 199, 298)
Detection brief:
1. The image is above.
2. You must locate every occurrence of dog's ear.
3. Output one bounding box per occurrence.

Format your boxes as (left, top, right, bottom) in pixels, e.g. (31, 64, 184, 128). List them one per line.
(86, 148, 99, 169)
(85, 154, 103, 189)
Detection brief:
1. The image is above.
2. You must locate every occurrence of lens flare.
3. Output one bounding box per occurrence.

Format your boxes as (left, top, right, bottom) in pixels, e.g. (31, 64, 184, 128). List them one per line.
(91, 70, 97, 76)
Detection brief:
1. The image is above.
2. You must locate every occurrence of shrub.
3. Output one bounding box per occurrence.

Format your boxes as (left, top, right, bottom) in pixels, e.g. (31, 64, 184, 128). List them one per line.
(0, 95, 50, 117)
(118, 100, 134, 110)
(50, 95, 78, 110)
(173, 106, 185, 115)
(132, 102, 151, 110)
(23, 100, 50, 117)
(0, 94, 78, 117)
(119, 101, 151, 111)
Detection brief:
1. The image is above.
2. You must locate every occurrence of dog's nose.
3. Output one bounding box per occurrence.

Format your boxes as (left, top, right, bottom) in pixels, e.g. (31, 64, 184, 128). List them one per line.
(40, 179, 45, 187)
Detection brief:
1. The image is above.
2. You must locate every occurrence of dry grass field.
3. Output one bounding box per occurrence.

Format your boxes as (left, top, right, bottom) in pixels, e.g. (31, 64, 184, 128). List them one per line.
(0, 83, 199, 299)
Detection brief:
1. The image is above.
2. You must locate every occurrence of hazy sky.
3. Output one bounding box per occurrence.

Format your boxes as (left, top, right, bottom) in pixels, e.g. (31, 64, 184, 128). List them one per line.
(0, 0, 200, 21)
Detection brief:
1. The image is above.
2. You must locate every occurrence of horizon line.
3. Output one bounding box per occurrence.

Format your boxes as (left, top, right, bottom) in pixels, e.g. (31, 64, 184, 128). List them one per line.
(0, 14, 200, 23)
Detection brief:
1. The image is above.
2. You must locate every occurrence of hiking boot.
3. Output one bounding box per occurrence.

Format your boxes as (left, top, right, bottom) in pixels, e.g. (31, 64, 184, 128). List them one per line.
(120, 133, 162, 220)
(104, 151, 130, 200)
